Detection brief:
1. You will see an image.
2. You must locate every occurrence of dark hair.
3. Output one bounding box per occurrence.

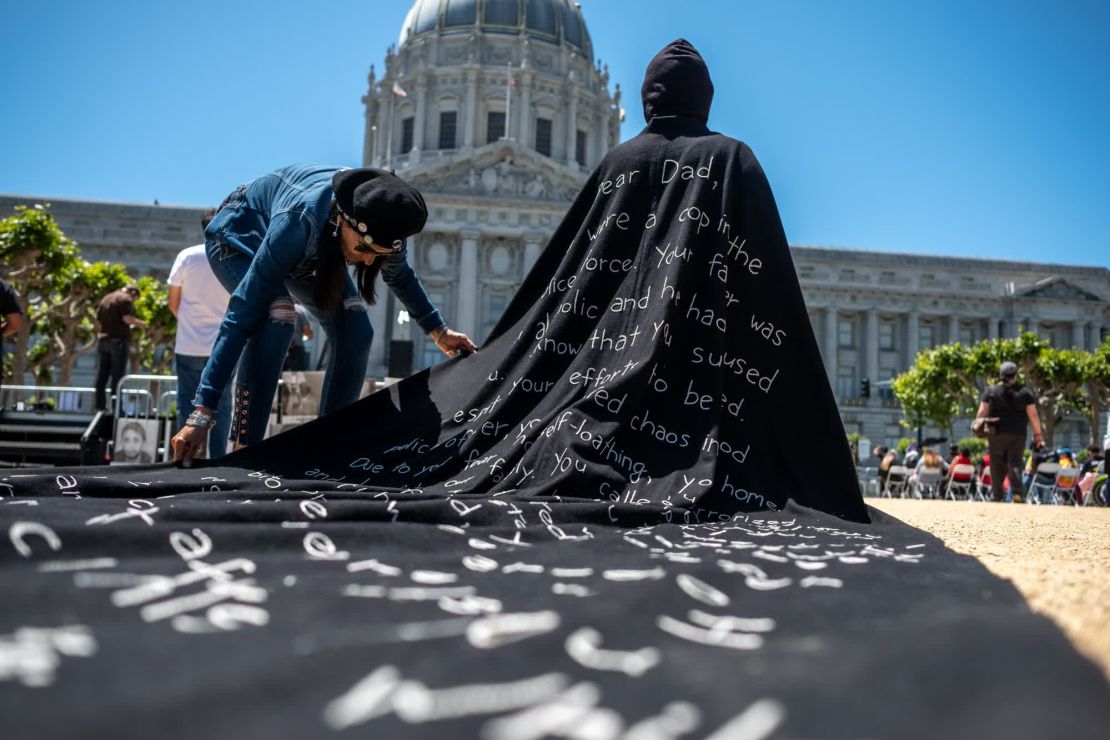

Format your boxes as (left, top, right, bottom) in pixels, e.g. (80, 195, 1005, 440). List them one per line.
(121, 421, 146, 441)
(201, 208, 218, 231)
(959, 447, 970, 457)
(313, 205, 383, 313)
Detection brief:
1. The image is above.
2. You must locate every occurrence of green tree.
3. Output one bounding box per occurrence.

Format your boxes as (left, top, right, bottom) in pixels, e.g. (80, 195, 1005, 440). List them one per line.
(896, 332, 1096, 449)
(1026, 346, 1089, 447)
(28, 260, 132, 385)
(1083, 339, 1110, 448)
(891, 342, 975, 438)
(129, 275, 176, 376)
(0, 205, 81, 384)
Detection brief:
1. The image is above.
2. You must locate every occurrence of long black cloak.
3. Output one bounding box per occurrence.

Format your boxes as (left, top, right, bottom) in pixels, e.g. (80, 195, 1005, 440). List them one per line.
(203, 40, 868, 524)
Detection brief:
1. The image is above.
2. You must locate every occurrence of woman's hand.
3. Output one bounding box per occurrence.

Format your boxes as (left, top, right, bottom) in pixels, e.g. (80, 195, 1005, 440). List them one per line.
(171, 414, 211, 468)
(430, 325, 478, 358)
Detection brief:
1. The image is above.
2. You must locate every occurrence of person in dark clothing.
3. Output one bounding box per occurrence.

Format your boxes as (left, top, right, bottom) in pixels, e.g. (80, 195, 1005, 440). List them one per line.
(1, 278, 24, 405)
(94, 285, 146, 410)
(975, 361, 1043, 503)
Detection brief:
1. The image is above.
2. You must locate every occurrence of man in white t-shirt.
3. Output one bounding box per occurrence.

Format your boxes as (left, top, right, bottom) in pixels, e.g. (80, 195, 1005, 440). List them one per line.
(168, 213, 232, 458)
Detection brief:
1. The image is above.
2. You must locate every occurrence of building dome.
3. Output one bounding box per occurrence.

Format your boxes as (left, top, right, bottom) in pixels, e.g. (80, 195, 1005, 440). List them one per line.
(399, 0, 592, 58)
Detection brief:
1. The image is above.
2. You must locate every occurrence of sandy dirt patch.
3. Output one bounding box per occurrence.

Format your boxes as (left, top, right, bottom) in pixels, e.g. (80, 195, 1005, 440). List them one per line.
(869, 498, 1110, 680)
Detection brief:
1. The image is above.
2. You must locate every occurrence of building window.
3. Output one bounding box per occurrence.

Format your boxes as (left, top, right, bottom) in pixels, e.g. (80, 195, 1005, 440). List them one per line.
(838, 318, 855, 347)
(1052, 325, 1069, 348)
(920, 323, 935, 349)
(482, 293, 509, 341)
(438, 111, 457, 150)
(879, 364, 898, 399)
(836, 366, 856, 399)
(401, 117, 414, 152)
(486, 293, 508, 327)
(879, 320, 895, 350)
(486, 111, 506, 143)
(575, 129, 587, 166)
(534, 117, 553, 157)
(417, 287, 450, 370)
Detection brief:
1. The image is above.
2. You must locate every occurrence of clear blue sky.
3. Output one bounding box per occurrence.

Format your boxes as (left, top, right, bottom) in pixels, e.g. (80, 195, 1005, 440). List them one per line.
(2, 0, 1107, 267)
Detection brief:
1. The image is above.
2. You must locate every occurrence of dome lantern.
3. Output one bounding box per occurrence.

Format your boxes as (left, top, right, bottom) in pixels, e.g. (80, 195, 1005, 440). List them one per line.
(399, 0, 593, 59)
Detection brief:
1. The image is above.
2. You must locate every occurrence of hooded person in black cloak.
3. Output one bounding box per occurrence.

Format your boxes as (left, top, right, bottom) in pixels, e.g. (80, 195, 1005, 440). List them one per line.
(1, 39, 866, 526)
(182, 37, 867, 523)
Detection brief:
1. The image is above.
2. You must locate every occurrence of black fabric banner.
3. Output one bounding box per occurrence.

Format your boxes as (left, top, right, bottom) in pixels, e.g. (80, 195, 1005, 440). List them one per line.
(2, 116, 1107, 737)
(1, 489, 1107, 738)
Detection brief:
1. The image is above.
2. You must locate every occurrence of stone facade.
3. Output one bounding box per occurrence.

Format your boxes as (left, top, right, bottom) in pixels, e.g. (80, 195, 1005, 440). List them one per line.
(3, 0, 1108, 449)
(798, 247, 1109, 448)
(361, 0, 620, 372)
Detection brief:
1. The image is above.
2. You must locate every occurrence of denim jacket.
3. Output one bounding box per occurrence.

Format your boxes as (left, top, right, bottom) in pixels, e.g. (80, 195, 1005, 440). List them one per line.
(195, 164, 444, 409)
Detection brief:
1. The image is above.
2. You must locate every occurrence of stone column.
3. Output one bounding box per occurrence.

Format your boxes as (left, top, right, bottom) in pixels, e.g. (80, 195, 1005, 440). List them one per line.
(949, 315, 961, 344)
(457, 231, 480, 337)
(373, 96, 389, 167)
(1025, 317, 1039, 337)
(362, 99, 377, 167)
(463, 69, 478, 149)
(866, 309, 880, 402)
(824, 308, 839, 390)
(600, 104, 611, 155)
(518, 71, 532, 144)
(411, 78, 428, 159)
(590, 113, 603, 165)
(523, 234, 543, 274)
(1089, 322, 1101, 351)
(367, 283, 391, 376)
(1072, 321, 1086, 349)
(905, 310, 919, 364)
(565, 90, 579, 166)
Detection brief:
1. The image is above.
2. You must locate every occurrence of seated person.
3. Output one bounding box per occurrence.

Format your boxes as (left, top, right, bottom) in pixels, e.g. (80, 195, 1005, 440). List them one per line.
(948, 447, 974, 482)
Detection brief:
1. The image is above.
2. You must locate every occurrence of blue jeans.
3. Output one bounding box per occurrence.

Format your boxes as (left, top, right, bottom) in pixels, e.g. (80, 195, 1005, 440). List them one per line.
(206, 243, 372, 446)
(176, 354, 232, 459)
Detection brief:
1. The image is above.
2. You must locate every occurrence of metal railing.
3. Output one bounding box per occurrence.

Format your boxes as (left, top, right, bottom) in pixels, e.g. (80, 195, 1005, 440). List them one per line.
(111, 374, 178, 463)
(1, 384, 98, 413)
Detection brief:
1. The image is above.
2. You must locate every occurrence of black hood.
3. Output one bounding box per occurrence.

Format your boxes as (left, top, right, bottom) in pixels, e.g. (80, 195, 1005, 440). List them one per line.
(640, 38, 714, 123)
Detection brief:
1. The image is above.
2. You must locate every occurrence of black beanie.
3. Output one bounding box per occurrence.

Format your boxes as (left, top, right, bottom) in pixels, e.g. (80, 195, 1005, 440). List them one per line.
(640, 38, 714, 123)
(332, 168, 428, 251)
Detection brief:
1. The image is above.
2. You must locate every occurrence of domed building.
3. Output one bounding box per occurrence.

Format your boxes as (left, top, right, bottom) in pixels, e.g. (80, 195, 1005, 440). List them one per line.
(359, 0, 622, 374)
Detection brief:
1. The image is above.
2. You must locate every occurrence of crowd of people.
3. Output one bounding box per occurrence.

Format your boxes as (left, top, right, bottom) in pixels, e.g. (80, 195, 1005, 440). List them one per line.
(874, 439, 1107, 504)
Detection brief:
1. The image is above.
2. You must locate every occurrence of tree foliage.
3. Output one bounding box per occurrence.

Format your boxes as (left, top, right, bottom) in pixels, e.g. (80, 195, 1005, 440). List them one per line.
(28, 260, 132, 385)
(894, 333, 1109, 448)
(0, 205, 81, 384)
(2, 205, 178, 386)
(130, 276, 176, 376)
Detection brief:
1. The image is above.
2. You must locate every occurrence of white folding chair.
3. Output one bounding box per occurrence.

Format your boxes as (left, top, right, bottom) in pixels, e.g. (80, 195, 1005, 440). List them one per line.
(881, 465, 910, 498)
(1027, 462, 1060, 504)
(944, 464, 977, 501)
(914, 468, 943, 499)
(1051, 467, 1081, 506)
(974, 466, 994, 501)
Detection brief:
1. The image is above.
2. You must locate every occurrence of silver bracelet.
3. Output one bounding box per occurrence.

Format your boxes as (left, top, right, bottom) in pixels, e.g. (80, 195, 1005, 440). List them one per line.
(186, 410, 214, 429)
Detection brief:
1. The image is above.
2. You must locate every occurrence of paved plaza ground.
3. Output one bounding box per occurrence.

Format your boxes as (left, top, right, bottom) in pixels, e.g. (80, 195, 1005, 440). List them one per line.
(870, 498, 1110, 681)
